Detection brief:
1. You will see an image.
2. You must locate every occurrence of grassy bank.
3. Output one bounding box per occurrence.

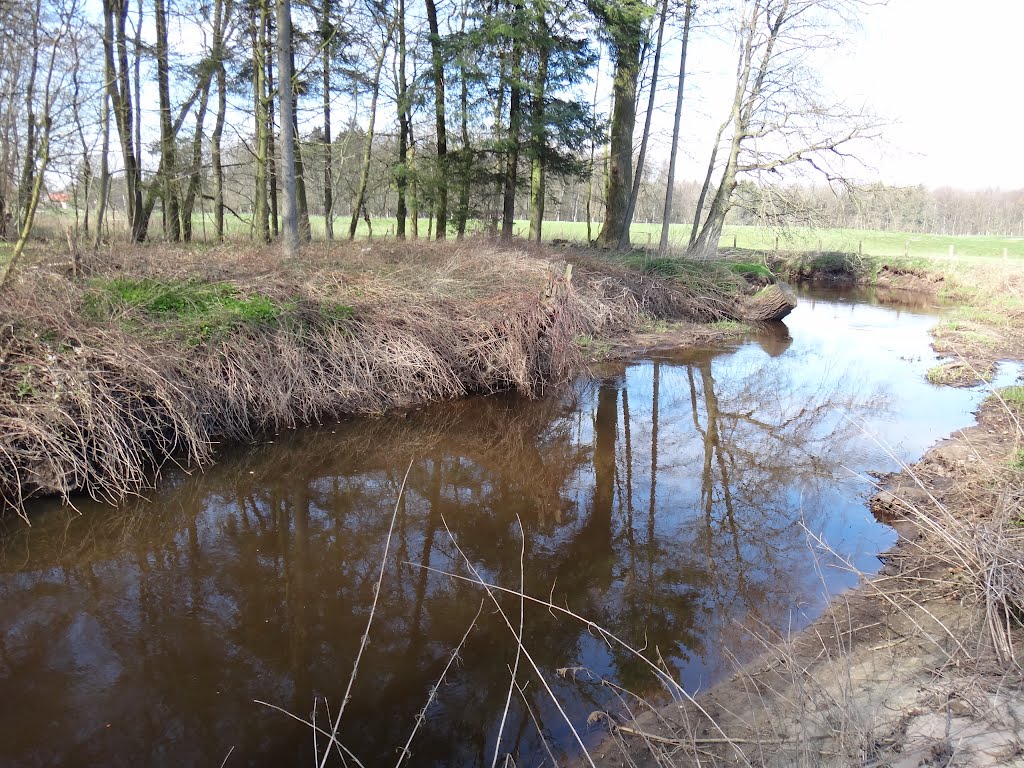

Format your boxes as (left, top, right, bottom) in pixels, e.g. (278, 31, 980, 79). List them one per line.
(0, 239, 751, 518)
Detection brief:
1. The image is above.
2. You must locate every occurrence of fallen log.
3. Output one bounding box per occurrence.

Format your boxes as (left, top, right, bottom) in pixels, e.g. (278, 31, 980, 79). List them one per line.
(742, 281, 797, 322)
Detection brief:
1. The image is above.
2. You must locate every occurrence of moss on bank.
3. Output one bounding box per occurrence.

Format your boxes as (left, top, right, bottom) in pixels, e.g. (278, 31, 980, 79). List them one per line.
(0, 240, 744, 518)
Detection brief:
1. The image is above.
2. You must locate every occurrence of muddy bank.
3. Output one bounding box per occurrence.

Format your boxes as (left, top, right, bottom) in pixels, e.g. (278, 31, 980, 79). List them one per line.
(589, 392, 1024, 768)
(0, 241, 761, 518)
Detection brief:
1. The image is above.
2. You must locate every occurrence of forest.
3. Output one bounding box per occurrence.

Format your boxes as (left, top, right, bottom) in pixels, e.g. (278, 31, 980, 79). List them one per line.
(11, 0, 1022, 277)
(3, 0, 1024, 273)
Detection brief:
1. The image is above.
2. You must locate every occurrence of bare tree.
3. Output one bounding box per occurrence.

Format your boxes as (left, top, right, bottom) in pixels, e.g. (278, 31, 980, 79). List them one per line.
(689, 0, 878, 258)
(348, 9, 397, 240)
(1, 0, 78, 287)
(277, 0, 300, 254)
(658, 0, 692, 253)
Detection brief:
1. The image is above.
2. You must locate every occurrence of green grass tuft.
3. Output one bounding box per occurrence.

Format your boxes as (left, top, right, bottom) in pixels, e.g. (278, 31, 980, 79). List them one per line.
(727, 262, 773, 280)
(710, 319, 750, 333)
(81, 277, 356, 345)
(84, 278, 289, 344)
(998, 386, 1024, 409)
(1011, 448, 1024, 471)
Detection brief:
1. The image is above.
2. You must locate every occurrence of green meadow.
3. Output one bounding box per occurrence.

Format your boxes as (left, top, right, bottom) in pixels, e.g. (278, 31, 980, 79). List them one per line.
(6, 209, 1023, 264)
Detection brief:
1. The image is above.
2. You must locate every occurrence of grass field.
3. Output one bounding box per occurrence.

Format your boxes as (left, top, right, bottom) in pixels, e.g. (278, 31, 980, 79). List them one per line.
(530, 220, 1024, 261)
(5, 209, 1024, 264)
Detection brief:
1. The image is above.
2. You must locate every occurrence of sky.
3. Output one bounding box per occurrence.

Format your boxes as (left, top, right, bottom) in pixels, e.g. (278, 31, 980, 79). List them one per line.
(822, 0, 1024, 190)
(638, 0, 1024, 191)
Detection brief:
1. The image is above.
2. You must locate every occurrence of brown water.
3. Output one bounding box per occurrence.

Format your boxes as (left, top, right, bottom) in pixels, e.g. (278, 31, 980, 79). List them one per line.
(0, 286, 1011, 767)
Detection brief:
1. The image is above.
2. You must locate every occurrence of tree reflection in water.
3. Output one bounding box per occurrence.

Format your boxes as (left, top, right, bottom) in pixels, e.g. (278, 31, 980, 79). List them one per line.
(0, 333, 894, 767)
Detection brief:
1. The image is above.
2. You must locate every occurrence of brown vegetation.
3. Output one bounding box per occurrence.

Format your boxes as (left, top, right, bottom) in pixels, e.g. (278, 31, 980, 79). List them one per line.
(0, 240, 742, 518)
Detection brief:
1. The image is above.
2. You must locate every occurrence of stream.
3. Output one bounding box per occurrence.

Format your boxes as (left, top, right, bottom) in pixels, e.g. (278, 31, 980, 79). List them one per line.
(0, 285, 1012, 767)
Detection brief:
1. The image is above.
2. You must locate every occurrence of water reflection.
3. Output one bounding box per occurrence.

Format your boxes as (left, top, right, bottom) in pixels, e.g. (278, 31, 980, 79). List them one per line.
(0, 289, 993, 767)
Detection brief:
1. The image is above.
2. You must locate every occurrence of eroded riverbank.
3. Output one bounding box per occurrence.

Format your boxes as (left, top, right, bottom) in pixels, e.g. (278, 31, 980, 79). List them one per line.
(588, 285, 1024, 767)
(0, 241, 756, 518)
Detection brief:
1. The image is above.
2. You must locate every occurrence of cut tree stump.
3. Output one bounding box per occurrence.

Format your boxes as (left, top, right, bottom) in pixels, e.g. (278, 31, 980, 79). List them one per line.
(743, 282, 797, 322)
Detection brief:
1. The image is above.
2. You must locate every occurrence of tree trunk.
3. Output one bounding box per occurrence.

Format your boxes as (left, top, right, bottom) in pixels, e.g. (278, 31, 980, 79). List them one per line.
(277, 0, 300, 254)
(132, 0, 142, 190)
(2, 7, 65, 287)
(595, 31, 641, 248)
(455, 0, 471, 239)
(688, 122, 723, 248)
(742, 282, 797, 322)
(424, 0, 447, 239)
(253, 0, 270, 242)
(488, 56, 507, 237)
(618, 0, 668, 250)
(348, 20, 394, 239)
(180, 80, 211, 241)
(291, 46, 311, 242)
(322, 0, 334, 240)
(584, 47, 601, 245)
(212, 0, 230, 242)
(689, 147, 738, 258)
(527, 35, 549, 243)
(105, 0, 147, 242)
(395, 0, 409, 239)
(94, 85, 110, 248)
(155, 0, 180, 241)
(16, 0, 40, 232)
(501, 25, 523, 241)
(266, 16, 279, 238)
(70, 40, 91, 238)
(409, 117, 419, 238)
(659, 0, 692, 254)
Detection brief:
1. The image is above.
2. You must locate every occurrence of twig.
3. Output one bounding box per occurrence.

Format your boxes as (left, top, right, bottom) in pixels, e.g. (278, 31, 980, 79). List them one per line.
(318, 459, 413, 768)
(491, 514, 526, 768)
(395, 600, 484, 767)
(614, 725, 786, 747)
(407, 559, 754, 759)
(253, 700, 366, 768)
(436, 511, 599, 768)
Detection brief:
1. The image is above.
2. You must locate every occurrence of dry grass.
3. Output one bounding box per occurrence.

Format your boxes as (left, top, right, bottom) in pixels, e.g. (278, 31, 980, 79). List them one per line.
(0, 239, 739, 519)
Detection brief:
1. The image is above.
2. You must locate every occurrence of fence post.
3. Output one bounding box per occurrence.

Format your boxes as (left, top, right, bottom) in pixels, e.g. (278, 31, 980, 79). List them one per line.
(904, 240, 909, 258)
(948, 244, 955, 258)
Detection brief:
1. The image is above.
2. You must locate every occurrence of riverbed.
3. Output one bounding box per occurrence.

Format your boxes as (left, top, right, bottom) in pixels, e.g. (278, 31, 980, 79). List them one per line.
(0, 285, 1006, 767)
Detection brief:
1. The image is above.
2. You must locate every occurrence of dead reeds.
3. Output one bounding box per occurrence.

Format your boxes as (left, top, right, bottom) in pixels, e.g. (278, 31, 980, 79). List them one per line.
(0, 239, 740, 519)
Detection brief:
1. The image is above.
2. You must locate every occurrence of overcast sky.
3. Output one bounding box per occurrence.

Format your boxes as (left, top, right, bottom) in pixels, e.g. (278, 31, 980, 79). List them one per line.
(634, 0, 1024, 191)
(825, 0, 1024, 190)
